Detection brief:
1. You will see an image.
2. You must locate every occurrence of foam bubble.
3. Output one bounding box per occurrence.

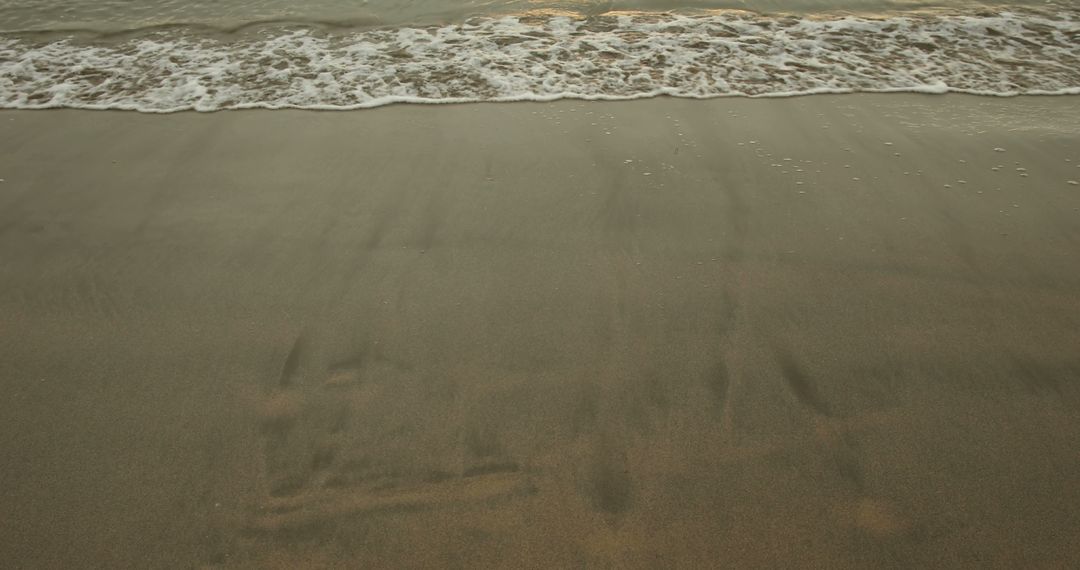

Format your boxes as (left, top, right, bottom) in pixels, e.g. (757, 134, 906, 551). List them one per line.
(1, 8, 1078, 112)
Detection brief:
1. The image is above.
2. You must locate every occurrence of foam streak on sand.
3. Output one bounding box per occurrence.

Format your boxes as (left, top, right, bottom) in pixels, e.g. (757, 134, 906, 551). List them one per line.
(1, 7, 1078, 111)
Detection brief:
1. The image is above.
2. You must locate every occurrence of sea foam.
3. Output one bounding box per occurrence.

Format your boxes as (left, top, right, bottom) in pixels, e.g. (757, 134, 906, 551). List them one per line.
(1, 8, 1077, 111)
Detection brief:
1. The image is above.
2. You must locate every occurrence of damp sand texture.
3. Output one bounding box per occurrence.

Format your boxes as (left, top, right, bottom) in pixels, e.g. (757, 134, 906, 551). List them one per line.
(2, 94, 1080, 567)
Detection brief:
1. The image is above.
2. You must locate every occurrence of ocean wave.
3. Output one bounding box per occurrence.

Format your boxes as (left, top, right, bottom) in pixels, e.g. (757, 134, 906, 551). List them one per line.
(1, 8, 1078, 112)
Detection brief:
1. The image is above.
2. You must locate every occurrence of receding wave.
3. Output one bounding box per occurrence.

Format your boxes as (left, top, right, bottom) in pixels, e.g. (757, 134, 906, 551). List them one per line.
(1, 8, 1077, 112)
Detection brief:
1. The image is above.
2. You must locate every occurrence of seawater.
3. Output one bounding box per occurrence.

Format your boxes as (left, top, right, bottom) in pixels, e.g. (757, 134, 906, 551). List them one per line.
(0, 0, 1076, 111)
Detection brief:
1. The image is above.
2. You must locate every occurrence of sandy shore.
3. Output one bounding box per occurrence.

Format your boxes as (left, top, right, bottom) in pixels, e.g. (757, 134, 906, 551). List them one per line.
(1, 94, 1079, 568)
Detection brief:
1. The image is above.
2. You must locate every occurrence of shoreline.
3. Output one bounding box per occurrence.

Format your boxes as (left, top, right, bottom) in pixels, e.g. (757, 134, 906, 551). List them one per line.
(4, 89, 1080, 115)
(4, 5, 1079, 113)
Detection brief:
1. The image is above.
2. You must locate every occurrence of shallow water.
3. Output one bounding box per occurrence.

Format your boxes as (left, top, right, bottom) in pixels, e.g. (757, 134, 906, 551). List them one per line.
(0, 0, 1077, 109)
(2, 1, 1077, 111)
(0, 0, 1067, 32)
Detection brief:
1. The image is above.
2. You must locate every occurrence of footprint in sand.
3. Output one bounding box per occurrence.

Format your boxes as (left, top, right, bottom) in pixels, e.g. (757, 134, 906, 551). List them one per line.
(247, 337, 534, 538)
(844, 497, 914, 539)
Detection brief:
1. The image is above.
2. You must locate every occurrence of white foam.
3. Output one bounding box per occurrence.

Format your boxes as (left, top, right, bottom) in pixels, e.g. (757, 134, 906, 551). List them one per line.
(1, 8, 1078, 112)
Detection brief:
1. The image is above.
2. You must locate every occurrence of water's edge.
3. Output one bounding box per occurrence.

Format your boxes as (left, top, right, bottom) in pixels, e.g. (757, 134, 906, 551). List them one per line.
(2, 8, 1077, 112)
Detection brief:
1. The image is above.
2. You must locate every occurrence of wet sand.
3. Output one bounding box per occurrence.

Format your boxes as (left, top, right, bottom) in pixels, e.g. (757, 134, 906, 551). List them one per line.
(1, 94, 1079, 568)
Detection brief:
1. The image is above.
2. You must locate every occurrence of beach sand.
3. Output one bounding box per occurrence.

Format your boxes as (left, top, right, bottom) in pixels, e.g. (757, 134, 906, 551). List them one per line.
(1, 94, 1079, 568)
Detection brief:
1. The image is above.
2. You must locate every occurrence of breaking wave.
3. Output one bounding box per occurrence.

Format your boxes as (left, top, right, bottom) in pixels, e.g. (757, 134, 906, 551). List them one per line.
(1, 7, 1077, 111)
